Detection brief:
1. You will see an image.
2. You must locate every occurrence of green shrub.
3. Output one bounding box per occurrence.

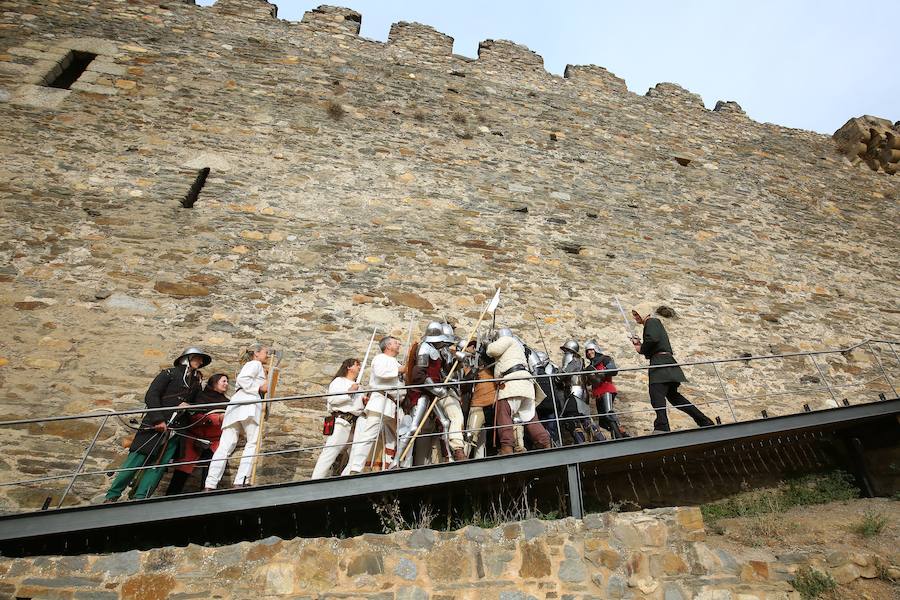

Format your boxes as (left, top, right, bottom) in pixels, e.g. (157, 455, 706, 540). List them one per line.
(791, 566, 837, 599)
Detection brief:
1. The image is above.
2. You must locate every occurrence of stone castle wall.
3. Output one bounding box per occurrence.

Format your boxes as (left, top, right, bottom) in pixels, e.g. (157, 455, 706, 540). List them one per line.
(2, 505, 897, 599)
(0, 0, 898, 509)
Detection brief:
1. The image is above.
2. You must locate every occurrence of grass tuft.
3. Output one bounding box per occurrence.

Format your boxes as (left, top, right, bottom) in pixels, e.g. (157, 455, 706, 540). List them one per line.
(700, 471, 858, 524)
(849, 511, 887, 537)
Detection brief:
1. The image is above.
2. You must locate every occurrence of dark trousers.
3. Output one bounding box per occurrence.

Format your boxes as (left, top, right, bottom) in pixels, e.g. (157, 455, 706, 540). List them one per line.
(649, 382, 713, 431)
(496, 399, 551, 449)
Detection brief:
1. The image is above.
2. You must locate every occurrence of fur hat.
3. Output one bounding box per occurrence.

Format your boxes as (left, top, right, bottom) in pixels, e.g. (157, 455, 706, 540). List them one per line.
(632, 302, 656, 321)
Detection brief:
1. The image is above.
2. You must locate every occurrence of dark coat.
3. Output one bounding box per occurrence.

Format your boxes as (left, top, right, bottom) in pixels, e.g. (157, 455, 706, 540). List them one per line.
(639, 318, 687, 384)
(130, 365, 202, 455)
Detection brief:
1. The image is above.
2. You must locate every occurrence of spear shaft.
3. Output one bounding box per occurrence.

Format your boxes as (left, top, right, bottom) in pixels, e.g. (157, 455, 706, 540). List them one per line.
(398, 290, 498, 463)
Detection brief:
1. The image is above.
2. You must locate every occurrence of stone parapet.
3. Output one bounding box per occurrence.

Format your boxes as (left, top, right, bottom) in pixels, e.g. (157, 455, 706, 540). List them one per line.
(713, 99, 746, 117)
(211, 0, 278, 20)
(474, 39, 550, 86)
(564, 63, 629, 95)
(388, 22, 454, 57)
(300, 4, 362, 35)
(645, 81, 706, 109)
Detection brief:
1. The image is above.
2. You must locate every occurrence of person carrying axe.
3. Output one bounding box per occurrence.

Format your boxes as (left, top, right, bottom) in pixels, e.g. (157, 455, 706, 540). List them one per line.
(104, 346, 207, 502)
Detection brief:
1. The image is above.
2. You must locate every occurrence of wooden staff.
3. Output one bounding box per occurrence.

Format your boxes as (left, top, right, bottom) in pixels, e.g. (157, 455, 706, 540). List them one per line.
(398, 289, 500, 463)
(250, 347, 281, 486)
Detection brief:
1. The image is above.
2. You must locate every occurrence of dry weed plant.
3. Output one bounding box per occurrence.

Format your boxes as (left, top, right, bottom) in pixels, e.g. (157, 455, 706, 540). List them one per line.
(373, 498, 435, 533)
(326, 99, 345, 120)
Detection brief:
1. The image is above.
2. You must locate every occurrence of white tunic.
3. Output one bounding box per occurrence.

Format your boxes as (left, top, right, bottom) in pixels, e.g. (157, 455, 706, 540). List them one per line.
(487, 336, 538, 421)
(366, 353, 401, 418)
(222, 360, 266, 428)
(326, 376, 364, 416)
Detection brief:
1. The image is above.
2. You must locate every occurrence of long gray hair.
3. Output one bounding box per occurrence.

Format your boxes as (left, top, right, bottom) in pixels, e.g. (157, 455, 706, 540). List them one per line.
(238, 343, 267, 365)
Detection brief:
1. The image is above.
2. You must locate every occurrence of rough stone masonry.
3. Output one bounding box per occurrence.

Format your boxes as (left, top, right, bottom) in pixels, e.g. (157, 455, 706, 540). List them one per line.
(0, 0, 898, 510)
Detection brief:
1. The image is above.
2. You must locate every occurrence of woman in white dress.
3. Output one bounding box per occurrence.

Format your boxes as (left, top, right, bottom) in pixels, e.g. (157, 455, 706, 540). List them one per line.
(204, 344, 269, 490)
(310, 358, 365, 479)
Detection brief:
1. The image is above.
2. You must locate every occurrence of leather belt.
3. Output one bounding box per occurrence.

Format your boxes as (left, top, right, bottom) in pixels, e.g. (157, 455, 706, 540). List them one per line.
(500, 364, 528, 377)
(333, 411, 358, 424)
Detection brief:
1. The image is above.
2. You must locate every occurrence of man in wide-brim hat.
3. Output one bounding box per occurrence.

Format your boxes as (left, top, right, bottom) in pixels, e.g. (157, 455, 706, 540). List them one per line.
(105, 346, 209, 502)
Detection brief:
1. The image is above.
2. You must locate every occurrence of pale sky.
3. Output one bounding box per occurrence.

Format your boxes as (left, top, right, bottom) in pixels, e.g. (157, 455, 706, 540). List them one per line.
(196, 0, 898, 135)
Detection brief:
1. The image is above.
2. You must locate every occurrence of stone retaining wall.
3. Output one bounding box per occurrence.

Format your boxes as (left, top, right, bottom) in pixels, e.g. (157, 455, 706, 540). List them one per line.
(2, 505, 897, 599)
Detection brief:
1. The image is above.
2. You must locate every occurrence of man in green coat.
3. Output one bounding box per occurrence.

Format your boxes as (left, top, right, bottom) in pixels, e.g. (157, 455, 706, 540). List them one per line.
(631, 304, 713, 433)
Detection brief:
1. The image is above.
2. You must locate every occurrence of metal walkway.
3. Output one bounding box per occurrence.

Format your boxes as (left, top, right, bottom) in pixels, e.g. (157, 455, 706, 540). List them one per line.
(1, 395, 897, 556)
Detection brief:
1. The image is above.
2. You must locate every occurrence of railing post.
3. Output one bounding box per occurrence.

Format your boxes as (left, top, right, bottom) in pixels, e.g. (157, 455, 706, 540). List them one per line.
(866, 341, 898, 398)
(566, 463, 583, 519)
(711, 363, 738, 423)
(809, 355, 839, 406)
(57, 414, 109, 508)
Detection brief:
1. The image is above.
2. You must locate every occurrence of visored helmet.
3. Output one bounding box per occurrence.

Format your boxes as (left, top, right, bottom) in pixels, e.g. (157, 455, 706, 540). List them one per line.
(497, 327, 514, 339)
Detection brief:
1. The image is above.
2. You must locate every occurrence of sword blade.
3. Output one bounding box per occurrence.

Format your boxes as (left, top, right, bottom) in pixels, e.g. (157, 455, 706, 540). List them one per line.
(614, 296, 637, 339)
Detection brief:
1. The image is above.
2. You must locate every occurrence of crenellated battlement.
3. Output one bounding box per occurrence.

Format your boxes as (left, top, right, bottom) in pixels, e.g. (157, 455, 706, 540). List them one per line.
(300, 4, 361, 36)
(713, 100, 746, 117)
(476, 39, 546, 72)
(211, 0, 277, 21)
(387, 22, 454, 57)
(645, 82, 706, 110)
(563, 64, 629, 95)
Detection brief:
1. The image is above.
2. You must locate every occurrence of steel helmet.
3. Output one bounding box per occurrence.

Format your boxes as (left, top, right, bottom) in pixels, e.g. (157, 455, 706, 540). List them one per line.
(560, 339, 580, 354)
(423, 321, 445, 344)
(174, 346, 212, 368)
(584, 340, 603, 354)
(440, 322, 455, 343)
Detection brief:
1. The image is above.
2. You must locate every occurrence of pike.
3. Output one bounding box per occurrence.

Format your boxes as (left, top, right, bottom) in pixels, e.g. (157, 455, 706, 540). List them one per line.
(249, 345, 284, 486)
(614, 297, 640, 344)
(357, 327, 379, 385)
(532, 314, 562, 445)
(398, 288, 500, 463)
(389, 318, 416, 469)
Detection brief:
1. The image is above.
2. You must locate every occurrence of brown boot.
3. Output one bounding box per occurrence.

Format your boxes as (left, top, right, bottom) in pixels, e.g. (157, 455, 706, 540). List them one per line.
(499, 446, 514, 455)
(534, 439, 552, 450)
(452, 448, 467, 462)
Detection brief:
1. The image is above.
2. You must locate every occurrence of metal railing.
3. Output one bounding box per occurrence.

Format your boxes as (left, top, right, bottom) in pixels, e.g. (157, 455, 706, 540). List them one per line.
(0, 338, 897, 511)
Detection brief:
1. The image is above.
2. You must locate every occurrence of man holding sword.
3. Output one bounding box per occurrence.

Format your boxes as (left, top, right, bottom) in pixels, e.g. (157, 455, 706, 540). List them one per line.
(619, 300, 714, 433)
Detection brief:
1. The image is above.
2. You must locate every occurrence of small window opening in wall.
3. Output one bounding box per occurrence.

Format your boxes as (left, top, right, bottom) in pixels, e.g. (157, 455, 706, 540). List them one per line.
(181, 167, 210, 208)
(45, 50, 97, 89)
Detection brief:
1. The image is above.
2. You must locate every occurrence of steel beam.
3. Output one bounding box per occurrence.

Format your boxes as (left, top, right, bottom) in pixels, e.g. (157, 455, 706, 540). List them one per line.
(1, 397, 897, 548)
